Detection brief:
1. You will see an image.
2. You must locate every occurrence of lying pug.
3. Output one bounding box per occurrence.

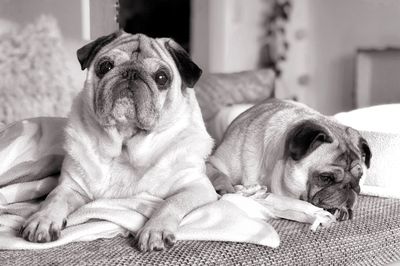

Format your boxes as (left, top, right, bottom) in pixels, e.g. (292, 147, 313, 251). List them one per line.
(20, 31, 218, 251)
(208, 99, 371, 222)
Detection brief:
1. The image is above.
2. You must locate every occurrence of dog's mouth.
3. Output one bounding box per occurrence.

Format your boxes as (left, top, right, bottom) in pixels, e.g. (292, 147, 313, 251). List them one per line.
(312, 200, 354, 221)
(95, 79, 160, 131)
(325, 207, 354, 221)
(310, 193, 358, 221)
(307, 182, 360, 222)
(304, 191, 355, 221)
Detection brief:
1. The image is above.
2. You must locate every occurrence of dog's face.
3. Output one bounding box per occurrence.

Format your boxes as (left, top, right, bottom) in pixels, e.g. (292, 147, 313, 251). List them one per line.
(76, 31, 202, 132)
(283, 120, 371, 220)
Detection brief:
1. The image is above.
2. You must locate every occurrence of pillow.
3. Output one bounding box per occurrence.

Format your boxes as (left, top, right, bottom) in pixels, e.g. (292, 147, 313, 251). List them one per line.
(334, 104, 400, 199)
(207, 104, 253, 144)
(0, 15, 82, 124)
(195, 69, 275, 122)
(195, 69, 275, 142)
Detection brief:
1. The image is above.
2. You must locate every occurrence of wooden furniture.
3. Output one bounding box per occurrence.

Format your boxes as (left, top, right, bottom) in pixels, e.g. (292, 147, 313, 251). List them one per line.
(355, 48, 400, 108)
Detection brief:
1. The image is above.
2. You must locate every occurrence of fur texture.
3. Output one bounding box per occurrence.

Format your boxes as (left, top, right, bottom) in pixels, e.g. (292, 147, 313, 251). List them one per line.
(208, 99, 370, 221)
(20, 32, 218, 252)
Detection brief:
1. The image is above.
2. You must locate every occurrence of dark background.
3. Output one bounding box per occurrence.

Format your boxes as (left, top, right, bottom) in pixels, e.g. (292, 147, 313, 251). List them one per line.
(118, 0, 191, 52)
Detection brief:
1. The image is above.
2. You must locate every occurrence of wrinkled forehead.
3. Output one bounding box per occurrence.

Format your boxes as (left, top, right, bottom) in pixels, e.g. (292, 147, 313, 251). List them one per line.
(97, 33, 171, 62)
(324, 126, 364, 167)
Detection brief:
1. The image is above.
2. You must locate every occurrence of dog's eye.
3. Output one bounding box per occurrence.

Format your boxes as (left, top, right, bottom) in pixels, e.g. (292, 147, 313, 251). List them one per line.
(361, 153, 366, 161)
(154, 70, 169, 87)
(319, 173, 334, 184)
(96, 59, 114, 78)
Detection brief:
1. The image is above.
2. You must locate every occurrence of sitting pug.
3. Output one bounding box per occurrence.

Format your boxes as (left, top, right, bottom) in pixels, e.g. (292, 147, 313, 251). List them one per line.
(208, 99, 371, 222)
(20, 31, 218, 251)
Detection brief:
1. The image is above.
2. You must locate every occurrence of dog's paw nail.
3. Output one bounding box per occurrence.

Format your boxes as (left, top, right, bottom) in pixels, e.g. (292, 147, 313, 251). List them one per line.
(49, 223, 60, 241)
(217, 189, 227, 195)
(153, 245, 165, 252)
(22, 230, 30, 241)
(339, 210, 346, 221)
(50, 230, 60, 241)
(348, 209, 353, 220)
(149, 242, 164, 252)
(139, 244, 147, 252)
(28, 231, 35, 242)
(164, 234, 176, 247)
(18, 226, 25, 236)
(36, 233, 43, 243)
(310, 209, 337, 231)
(62, 219, 67, 229)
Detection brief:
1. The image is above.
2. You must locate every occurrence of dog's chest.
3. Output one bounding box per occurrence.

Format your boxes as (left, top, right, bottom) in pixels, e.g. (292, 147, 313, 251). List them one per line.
(98, 135, 173, 198)
(122, 134, 159, 168)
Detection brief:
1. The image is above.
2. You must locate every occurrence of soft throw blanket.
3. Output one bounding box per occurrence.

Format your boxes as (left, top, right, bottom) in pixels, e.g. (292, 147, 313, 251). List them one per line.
(0, 118, 325, 250)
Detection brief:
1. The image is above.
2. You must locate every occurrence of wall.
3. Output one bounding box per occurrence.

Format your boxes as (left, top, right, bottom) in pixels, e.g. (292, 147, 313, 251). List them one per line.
(303, 0, 400, 114)
(191, 0, 210, 70)
(191, 0, 268, 73)
(192, 0, 400, 114)
(0, 0, 87, 79)
(0, 0, 83, 39)
(356, 50, 400, 108)
(0, 0, 118, 90)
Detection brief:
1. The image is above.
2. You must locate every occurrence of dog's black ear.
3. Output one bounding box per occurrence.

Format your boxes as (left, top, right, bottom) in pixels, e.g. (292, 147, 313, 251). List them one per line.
(359, 137, 372, 168)
(77, 32, 119, 70)
(165, 40, 202, 88)
(286, 120, 333, 161)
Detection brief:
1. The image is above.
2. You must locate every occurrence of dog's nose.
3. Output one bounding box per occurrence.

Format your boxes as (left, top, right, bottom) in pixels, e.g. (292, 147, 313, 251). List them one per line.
(350, 163, 363, 178)
(350, 181, 361, 194)
(122, 69, 139, 80)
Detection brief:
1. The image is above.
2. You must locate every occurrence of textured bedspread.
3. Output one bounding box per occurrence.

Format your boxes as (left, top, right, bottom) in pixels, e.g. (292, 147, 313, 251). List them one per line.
(1, 195, 399, 266)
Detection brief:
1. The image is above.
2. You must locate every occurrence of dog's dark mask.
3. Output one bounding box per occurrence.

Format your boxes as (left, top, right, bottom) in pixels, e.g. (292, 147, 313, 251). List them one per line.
(75, 31, 202, 131)
(286, 120, 372, 221)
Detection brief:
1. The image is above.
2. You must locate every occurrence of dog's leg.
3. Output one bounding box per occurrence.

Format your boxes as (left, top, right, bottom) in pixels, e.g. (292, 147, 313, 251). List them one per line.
(260, 194, 336, 230)
(206, 162, 235, 195)
(20, 182, 89, 242)
(136, 179, 218, 252)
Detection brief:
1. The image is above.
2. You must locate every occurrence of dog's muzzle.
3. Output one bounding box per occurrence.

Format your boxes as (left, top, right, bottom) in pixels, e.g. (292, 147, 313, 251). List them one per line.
(310, 184, 359, 221)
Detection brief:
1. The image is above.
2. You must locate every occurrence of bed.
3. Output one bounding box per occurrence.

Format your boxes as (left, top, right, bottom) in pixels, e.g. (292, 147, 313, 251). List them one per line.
(1, 195, 399, 265)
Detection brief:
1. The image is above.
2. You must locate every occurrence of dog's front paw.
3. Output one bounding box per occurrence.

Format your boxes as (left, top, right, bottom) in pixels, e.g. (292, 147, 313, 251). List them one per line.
(212, 175, 235, 195)
(136, 226, 176, 252)
(20, 211, 67, 242)
(310, 209, 336, 231)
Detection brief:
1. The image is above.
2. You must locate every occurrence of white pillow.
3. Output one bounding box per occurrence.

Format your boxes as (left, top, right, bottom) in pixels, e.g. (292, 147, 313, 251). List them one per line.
(207, 104, 253, 144)
(335, 104, 400, 199)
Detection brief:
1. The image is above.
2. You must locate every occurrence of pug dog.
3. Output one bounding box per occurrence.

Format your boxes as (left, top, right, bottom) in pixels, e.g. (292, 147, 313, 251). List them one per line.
(20, 31, 218, 251)
(208, 99, 371, 222)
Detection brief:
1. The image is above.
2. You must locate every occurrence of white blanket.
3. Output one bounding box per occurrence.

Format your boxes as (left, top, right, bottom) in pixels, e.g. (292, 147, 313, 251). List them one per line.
(0, 117, 294, 250)
(0, 186, 281, 250)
